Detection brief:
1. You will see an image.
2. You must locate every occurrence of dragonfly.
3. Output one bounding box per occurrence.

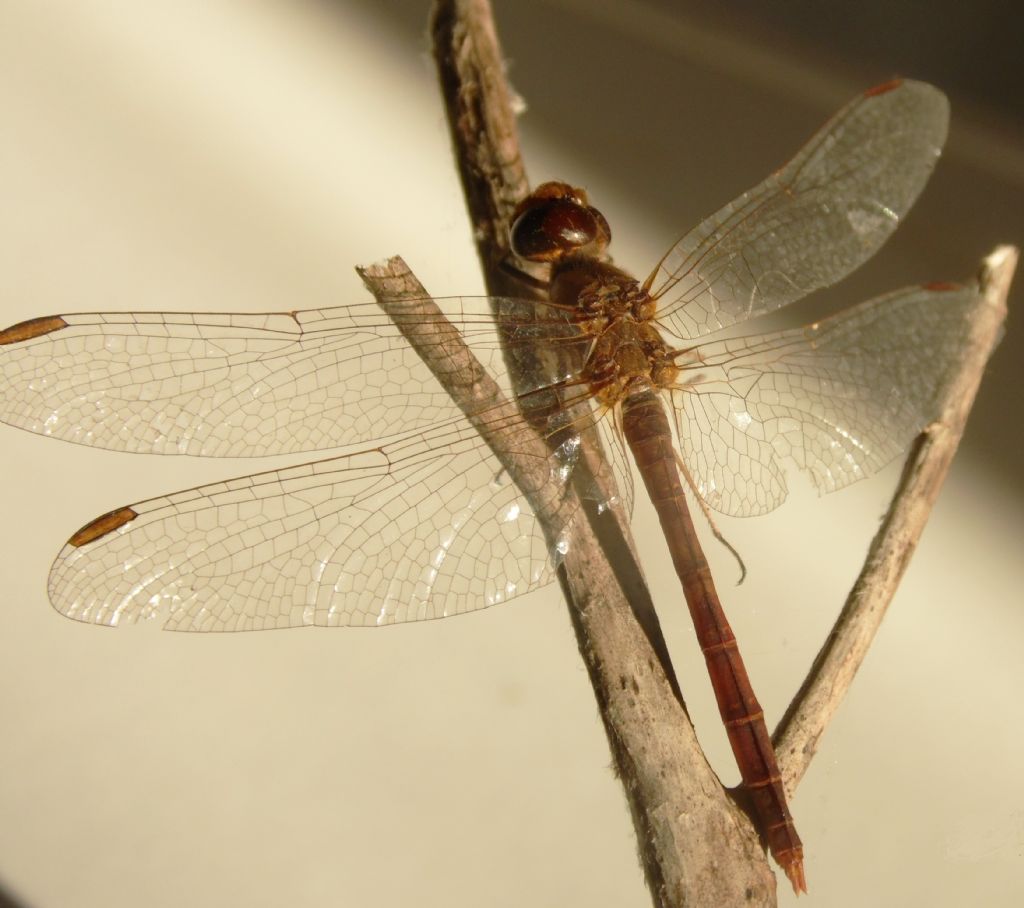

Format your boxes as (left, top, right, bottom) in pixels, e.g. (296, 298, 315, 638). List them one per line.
(0, 79, 976, 892)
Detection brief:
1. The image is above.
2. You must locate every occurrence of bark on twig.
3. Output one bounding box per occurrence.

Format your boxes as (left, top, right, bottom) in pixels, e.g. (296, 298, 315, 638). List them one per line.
(774, 246, 1014, 792)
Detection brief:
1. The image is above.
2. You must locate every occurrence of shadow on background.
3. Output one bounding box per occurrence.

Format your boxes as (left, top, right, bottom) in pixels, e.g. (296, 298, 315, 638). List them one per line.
(0, 882, 28, 908)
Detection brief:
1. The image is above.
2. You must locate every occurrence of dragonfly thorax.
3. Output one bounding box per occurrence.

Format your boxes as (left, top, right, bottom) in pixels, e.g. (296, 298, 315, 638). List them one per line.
(579, 302, 681, 405)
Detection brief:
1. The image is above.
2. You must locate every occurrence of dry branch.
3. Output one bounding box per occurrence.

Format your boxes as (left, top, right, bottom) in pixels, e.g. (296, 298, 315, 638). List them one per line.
(774, 245, 1014, 791)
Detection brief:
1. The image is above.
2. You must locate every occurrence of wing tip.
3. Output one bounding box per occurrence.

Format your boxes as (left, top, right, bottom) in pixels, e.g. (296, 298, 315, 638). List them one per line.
(0, 315, 68, 345)
(68, 506, 138, 547)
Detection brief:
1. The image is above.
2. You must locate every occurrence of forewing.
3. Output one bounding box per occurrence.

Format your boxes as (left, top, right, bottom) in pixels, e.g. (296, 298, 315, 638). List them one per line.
(673, 283, 978, 516)
(652, 80, 949, 339)
(0, 299, 582, 456)
(48, 418, 583, 630)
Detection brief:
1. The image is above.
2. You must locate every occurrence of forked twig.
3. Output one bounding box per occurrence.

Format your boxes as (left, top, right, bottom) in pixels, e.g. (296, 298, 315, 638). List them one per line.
(361, 0, 1012, 904)
(774, 246, 1014, 792)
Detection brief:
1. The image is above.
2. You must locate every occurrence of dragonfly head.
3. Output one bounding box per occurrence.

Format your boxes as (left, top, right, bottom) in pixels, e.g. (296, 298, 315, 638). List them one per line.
(510, 181, 611, 264)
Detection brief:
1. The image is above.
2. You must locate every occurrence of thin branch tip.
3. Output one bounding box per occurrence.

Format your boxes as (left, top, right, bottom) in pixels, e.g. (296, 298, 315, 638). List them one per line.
(978, 244, 1018, 305)
(355, 255, 409, 280)
(775, 242, 1012, 793)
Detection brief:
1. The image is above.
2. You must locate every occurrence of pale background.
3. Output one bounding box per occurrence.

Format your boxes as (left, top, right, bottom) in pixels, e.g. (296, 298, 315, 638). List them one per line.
(1, 1, 1022, 906)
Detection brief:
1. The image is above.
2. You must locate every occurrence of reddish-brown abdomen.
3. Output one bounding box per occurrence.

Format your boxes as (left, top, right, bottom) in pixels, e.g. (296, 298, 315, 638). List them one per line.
(621, 388, 805, 892)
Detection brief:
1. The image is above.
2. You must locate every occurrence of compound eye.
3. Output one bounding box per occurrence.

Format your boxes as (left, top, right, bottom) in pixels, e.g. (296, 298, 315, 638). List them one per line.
(511, 199, 601, 262)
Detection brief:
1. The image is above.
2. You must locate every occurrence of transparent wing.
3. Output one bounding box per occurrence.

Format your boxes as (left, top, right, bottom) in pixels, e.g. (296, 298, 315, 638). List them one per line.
(3, 293, 639, 630)
(671, 283, 978, 517)
(596, 415, 635, 519)
(651, 80, 949, 339)
(47, 412, 595, 631)
(0, 298, 583, 456)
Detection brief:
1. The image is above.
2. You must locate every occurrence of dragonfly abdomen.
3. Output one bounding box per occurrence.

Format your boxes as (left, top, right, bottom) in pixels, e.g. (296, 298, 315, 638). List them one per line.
(620, 387, 806, 892)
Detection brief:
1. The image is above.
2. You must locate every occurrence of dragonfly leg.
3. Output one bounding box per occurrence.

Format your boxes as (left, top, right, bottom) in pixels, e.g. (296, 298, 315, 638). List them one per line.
(673, 449, 748, 585)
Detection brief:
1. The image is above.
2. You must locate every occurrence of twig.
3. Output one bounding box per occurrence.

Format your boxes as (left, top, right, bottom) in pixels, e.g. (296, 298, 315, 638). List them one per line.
(774, 246, 1014, 792)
